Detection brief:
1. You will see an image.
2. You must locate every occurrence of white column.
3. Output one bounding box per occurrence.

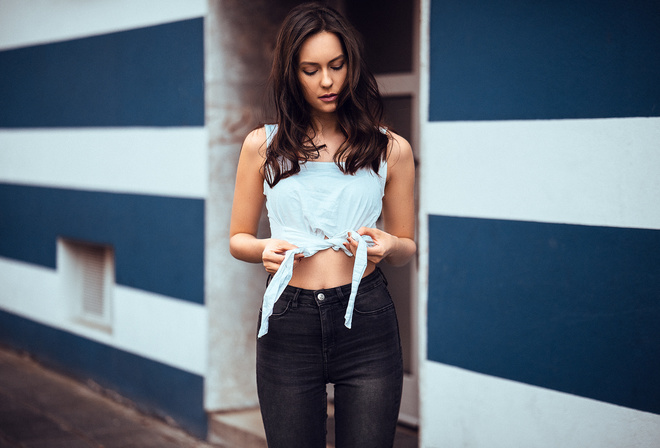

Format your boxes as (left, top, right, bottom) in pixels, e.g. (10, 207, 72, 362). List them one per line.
(204, 0, 295, 411)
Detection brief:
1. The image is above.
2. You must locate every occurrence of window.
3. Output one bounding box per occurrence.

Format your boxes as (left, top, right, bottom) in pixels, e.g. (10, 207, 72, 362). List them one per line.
(58, 238, 114, 332)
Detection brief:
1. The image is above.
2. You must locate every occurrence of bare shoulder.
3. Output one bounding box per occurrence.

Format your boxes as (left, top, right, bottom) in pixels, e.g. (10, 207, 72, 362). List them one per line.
(242, 126, 269, 160)
(385, 131, 414, 170)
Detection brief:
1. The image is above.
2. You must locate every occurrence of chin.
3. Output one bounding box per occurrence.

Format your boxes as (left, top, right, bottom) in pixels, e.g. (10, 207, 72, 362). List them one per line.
(315, 104, 337, 114)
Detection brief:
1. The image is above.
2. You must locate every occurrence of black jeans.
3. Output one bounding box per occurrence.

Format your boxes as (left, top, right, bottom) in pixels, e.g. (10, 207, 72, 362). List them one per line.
(256, 268, 403, 448)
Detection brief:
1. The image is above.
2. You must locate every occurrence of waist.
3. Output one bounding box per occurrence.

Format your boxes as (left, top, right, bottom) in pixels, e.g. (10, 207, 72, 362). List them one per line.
(289, 249, 375, 289)
(280, 267, 386, 306)
(258, 229, 375, 337)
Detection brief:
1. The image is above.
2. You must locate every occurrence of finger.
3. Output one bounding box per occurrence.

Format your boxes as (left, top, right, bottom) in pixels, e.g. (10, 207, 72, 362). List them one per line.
(263, 254, 285, 265)
(356, 228, 380, 244)
(280, 242, 299, 251)
(357, 226, 374, 236)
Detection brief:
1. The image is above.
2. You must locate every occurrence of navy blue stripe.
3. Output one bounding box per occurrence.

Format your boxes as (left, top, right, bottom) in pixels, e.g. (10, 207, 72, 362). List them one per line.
(0, 310, 206, 438)
(429, 0, 660, 121)
(0, 18, 204, 127)
(427, 215, 660, 414)
(0, 183, 204, 304)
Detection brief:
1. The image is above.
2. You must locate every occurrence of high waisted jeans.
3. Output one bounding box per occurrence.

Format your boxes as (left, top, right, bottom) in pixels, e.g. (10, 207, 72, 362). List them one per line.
(256, 268, 403, 448)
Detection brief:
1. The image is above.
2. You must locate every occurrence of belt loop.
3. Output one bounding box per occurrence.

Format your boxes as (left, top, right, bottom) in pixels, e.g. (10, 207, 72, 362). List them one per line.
(292, 288, 301, 309)
(377, 267, 388, 286)
(335, 286, 345, 302)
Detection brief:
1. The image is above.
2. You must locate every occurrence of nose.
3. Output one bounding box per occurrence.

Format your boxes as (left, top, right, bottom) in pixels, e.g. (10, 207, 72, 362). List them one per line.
(320, 69, 333, 88)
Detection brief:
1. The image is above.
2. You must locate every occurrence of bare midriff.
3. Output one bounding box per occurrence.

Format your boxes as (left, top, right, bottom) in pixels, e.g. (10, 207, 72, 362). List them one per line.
(287, 248, 376, 290)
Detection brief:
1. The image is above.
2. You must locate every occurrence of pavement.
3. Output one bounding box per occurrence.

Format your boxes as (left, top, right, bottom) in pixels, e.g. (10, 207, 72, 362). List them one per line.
(0, 345, 418, 448)
(0, 345, 218, 448)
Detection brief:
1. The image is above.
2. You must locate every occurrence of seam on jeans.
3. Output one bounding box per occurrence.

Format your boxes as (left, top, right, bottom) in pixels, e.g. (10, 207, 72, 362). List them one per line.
(353, 302, 395, 316)
(377, 266, 388, 286)
(355, 277, 384, 295)
(353, 283, 395, 315)
(320, 304, 330, 383)
(292, 288, 300, 309)
(335, 286, 345, 301)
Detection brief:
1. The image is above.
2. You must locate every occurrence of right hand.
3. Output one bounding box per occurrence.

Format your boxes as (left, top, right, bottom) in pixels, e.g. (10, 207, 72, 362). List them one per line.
(261, 239, 303, 274)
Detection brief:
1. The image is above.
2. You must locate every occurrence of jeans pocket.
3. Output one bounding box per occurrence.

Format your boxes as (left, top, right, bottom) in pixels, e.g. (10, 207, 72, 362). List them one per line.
(353, 283, 394, 315)
(269, 295, 293, 318)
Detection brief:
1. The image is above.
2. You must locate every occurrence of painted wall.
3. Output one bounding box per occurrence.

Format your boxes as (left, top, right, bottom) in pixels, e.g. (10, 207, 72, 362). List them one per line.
(419, 0, 660, 446)
(204, 0, 285, 412)
(0, 0, 208, 437)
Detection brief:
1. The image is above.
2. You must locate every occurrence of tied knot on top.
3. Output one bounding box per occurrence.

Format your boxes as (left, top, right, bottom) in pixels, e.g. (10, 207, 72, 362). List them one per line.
(258, 230, 374, 337)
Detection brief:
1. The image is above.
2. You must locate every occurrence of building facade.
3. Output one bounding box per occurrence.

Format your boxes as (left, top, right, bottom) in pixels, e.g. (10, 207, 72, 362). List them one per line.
(1, 0, 209, 437)
(1, 0, 659, 446)
(419, 0, 660, 446)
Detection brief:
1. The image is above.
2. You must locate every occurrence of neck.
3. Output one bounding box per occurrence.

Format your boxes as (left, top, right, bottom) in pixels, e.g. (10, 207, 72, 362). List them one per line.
(310, 113, 340, 135)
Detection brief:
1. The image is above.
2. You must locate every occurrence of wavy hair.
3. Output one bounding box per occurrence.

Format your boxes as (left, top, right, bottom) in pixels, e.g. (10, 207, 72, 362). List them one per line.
(264, 2, 389, 187)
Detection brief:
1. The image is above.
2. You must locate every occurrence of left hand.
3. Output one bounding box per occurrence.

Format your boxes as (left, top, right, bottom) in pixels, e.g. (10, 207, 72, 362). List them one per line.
(343, 227, 400, 264)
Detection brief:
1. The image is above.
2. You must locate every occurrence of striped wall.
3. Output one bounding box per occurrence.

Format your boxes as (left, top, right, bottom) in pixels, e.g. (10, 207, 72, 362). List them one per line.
(428, 216, 660, 413)
(0, 0, 208, 438)
(420, 0, 660, 446)
(428, 0, 660, 121)
(0, 184, 204, 303)
(0, 18, 204, 127)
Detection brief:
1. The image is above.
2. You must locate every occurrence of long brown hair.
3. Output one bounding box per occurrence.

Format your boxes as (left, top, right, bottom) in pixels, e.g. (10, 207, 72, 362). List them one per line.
(264, 2, 389, 187)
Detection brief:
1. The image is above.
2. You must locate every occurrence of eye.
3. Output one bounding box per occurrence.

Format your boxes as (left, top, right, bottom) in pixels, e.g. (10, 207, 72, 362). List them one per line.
(331, 63, 345, 71)
(303, 69, 318, 76)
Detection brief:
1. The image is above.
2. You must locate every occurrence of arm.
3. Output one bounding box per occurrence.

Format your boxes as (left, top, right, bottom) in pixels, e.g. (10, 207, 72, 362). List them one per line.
(229, 128, 299, 273)
(350, 132, 417, 266)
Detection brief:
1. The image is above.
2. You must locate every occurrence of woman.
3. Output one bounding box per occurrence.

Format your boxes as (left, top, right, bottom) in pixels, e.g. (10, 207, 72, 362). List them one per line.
(229, 3, 416, 447)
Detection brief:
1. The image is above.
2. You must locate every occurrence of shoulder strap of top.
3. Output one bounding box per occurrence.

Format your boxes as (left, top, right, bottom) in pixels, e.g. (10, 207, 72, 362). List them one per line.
(379, 126, 389, 175)
(264, 124, 278, 148)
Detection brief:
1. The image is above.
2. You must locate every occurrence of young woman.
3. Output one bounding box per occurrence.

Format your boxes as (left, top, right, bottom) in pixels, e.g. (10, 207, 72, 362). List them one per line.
(229, 3, 416, 447)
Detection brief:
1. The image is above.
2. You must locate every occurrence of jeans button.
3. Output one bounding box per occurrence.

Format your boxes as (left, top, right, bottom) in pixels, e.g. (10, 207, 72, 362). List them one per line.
(317, 292, 325, 301)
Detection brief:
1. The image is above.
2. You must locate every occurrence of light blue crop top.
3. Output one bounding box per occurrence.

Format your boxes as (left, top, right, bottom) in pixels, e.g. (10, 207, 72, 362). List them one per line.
(258, 124, 387, 337)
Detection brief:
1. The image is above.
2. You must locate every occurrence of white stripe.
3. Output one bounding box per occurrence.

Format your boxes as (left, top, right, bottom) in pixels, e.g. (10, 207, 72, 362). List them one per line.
(0, 0, 206, 50)
(0, 128, 208, 199)
(0, 256, 207, 375)
(421, 117, 660, 230)
(421, 360, 660, 448)
(113, 285, 207, 376)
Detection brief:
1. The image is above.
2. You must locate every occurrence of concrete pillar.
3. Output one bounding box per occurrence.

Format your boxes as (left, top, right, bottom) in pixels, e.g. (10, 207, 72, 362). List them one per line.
(204, 0, 300, 411)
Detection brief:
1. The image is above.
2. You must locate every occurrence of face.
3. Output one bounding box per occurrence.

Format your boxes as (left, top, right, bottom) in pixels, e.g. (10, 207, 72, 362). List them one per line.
(297, 31, 347, 117)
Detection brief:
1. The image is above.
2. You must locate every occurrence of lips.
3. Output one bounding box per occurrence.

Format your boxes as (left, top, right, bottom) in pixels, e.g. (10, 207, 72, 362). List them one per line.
(319, 93, 338, 102)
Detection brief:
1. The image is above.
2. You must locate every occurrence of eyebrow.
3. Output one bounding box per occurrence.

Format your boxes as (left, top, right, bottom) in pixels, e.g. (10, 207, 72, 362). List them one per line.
(299, 55, 345, 66)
